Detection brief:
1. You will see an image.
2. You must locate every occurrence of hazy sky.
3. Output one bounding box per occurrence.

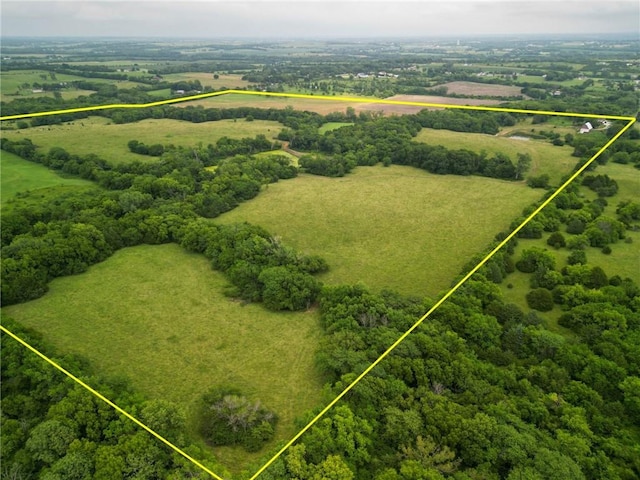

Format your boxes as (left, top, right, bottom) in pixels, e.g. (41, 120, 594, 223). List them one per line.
(2, 0, 638, 38)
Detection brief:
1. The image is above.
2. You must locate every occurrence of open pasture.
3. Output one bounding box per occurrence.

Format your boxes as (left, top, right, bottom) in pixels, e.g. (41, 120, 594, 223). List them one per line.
(2, 243, 325, 471)
(0, 69, 144, 101)
(415, 127, 577, 185)
(161, 72, 251, 90)
(217, 165, 542, 298)
(2, 116, 284, 165)
(0, 150, 95, 207)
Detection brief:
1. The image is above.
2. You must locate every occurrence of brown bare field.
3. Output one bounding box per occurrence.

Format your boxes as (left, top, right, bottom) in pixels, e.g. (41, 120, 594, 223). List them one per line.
(357, 94, 503, 115)
(176, 93, 503, 116)
(435, 81, 525, 97)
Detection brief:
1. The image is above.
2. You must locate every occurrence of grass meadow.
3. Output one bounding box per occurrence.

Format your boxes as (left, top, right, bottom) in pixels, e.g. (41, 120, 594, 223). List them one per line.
(415, 127, 578, 185)
(2, 243, 326, 472)
(1, 150, 95, 207)
(318, 121, 354, 134)
(0, 69, 144, 101)
(3, 117, 284, 164)
(217, 164, 542, 298)
(161, 72, 251, 90)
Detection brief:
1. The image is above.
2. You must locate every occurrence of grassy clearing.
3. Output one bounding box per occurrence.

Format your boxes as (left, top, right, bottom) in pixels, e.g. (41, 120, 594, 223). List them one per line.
(254, 149, 299, 166)
(499, 266, 575, 338)
(318, 122, 354, 134)
(146, 87, 172, 97)
(2, 117, 284, 165)
(415, 127, 577, 185)
(1, 150, 95, 207)
(500, 161, 639, 334)
(217, 165, 542, 298)
(161, 72, 251, 90)
(503, 229, 639, 331)
(2, 243, 325, 472)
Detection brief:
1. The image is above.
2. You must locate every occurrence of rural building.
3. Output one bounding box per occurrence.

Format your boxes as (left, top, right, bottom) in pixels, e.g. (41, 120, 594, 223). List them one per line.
(579, 122, 593, 134)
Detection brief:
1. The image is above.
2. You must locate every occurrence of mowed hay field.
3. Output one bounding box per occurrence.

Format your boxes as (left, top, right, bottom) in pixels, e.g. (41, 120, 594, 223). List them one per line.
(1, 150, 95, 207)
(3, 116, 284, 164)
(415, 128, 577, 185)
(2, 243, 325, 472)
(217, 165, 542, 298)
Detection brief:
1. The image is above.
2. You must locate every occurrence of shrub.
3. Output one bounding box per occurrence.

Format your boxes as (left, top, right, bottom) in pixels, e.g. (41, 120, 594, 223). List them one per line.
(526, 288, 554, 312)
(602, 245, 612, 254)
(547, 232, 566, 249)
(527, 174, 550, 189)
(567, 250, 587, 266)
(199, 387, 277, 452)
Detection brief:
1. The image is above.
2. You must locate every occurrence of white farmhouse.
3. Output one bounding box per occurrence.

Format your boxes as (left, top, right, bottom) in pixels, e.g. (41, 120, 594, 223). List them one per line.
(579, 122, 593, 134)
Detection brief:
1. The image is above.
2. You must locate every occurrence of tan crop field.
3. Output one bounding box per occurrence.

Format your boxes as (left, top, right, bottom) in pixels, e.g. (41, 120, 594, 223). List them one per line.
(436, 81, 525, 97)
(176, 92, 503, 116)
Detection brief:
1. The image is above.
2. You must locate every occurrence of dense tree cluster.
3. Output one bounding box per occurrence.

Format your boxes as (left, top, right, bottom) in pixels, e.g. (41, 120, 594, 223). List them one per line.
(287, 111, 526, 181)
(127, 139, 165, 156)
(178, 220, 325, 309)
(299, 153, 356, 177)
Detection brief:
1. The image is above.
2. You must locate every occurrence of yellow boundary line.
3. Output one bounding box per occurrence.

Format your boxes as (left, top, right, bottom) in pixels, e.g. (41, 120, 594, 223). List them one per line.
(0, 89, 636, 122)
(0, 90, 636, 480)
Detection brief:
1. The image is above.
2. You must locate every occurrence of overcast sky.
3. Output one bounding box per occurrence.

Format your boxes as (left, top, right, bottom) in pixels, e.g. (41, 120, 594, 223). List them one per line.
(2, 1, 638, 38)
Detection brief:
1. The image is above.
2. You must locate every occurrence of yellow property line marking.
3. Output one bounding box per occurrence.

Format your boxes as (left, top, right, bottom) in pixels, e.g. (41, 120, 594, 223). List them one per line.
(0, 89, 636, 121)
(0, 325, 227, 480)
(0, 89, 635, 479)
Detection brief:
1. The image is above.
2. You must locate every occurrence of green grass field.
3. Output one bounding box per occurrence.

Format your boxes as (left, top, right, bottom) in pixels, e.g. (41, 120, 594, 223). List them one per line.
(415, 127, 578, 185)
(2, 243, 325, 472)
(161, 72, 251, 90)
(254, 149, 299, 166)
(0, 69, 144, 101)
(318, 122, 354, 134)
(1, 150, 96, 207)
(217, 164, 542, 298)
(3, 117, 284, 165)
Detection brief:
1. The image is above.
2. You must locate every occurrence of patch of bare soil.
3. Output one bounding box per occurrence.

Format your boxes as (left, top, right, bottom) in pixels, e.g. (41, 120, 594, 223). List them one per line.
(436, 81, 525, 98)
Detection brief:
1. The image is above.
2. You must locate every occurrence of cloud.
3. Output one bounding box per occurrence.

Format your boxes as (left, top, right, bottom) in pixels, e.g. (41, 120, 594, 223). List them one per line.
(1, 1, 638, 37)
